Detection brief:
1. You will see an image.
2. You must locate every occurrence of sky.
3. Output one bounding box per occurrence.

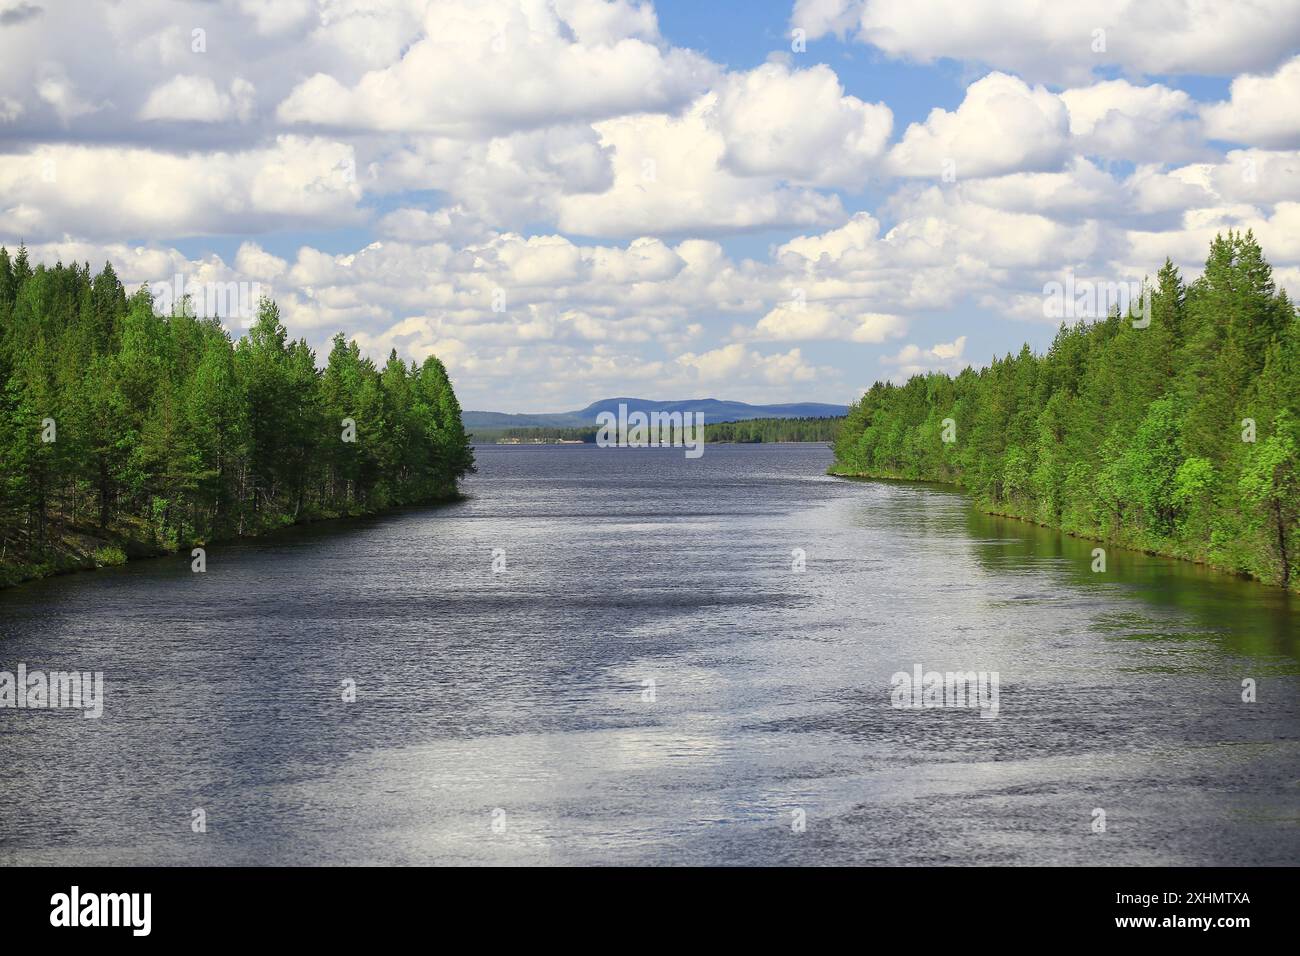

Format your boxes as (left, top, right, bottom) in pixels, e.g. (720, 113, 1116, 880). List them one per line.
(1, 0, 1298, 412)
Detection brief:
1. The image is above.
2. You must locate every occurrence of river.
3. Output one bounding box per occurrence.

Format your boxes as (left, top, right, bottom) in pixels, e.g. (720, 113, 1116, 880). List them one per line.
(1, 443, 1296, 865)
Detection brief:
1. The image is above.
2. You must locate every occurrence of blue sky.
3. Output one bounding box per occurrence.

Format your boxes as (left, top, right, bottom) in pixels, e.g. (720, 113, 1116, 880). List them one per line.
(1, 0, 1298, 411)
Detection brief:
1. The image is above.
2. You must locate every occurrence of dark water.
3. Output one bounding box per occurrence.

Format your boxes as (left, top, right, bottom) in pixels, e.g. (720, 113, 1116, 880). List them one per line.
(1, 444, 1296, 865)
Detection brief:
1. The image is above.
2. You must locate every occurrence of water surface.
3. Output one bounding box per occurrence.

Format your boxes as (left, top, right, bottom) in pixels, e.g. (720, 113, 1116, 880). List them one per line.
(1, 444, 1296, 865)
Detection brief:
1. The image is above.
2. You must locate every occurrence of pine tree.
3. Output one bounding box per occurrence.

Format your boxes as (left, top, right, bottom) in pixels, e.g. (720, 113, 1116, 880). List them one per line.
(0, 258, 472, 584)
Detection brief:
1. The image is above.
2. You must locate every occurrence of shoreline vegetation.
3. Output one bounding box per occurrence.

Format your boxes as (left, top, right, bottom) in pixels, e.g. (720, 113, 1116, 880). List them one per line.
(0, 488, 470, 590)
(0, 248, 474, 590)
(828, 466, 1270, 582)
(1, 490, 469, 590)
(831, 232, 1299, 592)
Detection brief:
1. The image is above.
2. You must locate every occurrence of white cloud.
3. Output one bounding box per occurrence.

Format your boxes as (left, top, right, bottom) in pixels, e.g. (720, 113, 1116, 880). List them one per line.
(4, 0, 1300, 410)
(556, 96, 845, 237)
(676, 343, 828, 387)
(1201, 55, 1300, 148)
(276, 0, 717, 136)
(367, 125, 614, 229)
(957, 159, 1125, 218)
(778, 212, 881, 263)
(887, 73, 1069, 179)
(798, 0, 1300, 84)
(236, 0, 316, 36)
(1130, 150, 1300, 214)
(139, 75, 256, 123)
(374, 205, 492, 245)
(790, 0, 861, 39)
(0, 136, 362, 239)
(1121, 201, 1300, 276)
(18, 239, 207, 288)
(713, 61, 892, 188)
(880, 335, 968, 380)
(746, 303, 907, 342)
(1061, 79, 1204, 163)
(234, 242, 288, 280)
(882, 184, 1102, 270)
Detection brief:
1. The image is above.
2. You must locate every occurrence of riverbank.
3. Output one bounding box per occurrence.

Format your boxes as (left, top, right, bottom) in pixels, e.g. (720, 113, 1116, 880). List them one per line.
(828, 466, 1300, 593)
(0, 491, 465, 591)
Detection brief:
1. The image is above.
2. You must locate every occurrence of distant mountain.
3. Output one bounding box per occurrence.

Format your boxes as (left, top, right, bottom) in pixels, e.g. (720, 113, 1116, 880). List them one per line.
(461, 397, 848, 430)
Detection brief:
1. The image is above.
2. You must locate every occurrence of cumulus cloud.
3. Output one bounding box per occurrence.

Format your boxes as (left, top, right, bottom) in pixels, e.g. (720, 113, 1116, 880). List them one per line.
(777, 212, 880, 263)
(880, 335, 968, 381)
(4, 0, 1300, 409)
(882, 184, 1102, 270)
(795, 0, 1300, 84)
(236, 0, 316, 36)
(556, 96, 845, 237)
(887, 73, 1069, 179)
(139, 75, 256, 123)
(374, 205, 493, 245)
(745, 302, 907, 342)
(276, 0, 717, 136)
(712, 61, 892, 187)
(1061, 79, 1205, 163)
(367, 125, 614, 229)
(1121, 200, 1300, 277)
(1129, 150, 1300, 213)
(957, 159, 1126, 220)
(234, 241, 288, 280)
(675, 343, 829, 388)
(1201, 55, 1300, 148)
(0, 137, 362, 239)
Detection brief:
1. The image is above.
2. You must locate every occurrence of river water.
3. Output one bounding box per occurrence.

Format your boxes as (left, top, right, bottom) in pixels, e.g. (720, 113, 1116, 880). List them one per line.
(1, 443, 1296, 865)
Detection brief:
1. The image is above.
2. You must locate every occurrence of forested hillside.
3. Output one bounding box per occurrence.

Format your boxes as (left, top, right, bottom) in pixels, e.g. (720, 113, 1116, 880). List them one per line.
(832, 231, 1299, 589)
(0, 248, 474, 586)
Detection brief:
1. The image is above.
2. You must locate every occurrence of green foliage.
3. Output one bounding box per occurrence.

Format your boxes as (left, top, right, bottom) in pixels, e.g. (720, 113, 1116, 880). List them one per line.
(832, 232, 1300, 589)
(476, 416, 842, 444)
(92, 546, 126, 566)
(0, 251, 474, 578)
(1238, 411, 1300, 586)
(705, 416, 841, 443)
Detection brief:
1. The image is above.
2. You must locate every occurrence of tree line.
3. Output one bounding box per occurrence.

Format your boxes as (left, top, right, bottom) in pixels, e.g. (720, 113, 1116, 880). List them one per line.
(832, 231, 1299, 588)
(0, 247, 474, 585)
(704, 416, 841, 443)
(476, 416, 842, 444)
